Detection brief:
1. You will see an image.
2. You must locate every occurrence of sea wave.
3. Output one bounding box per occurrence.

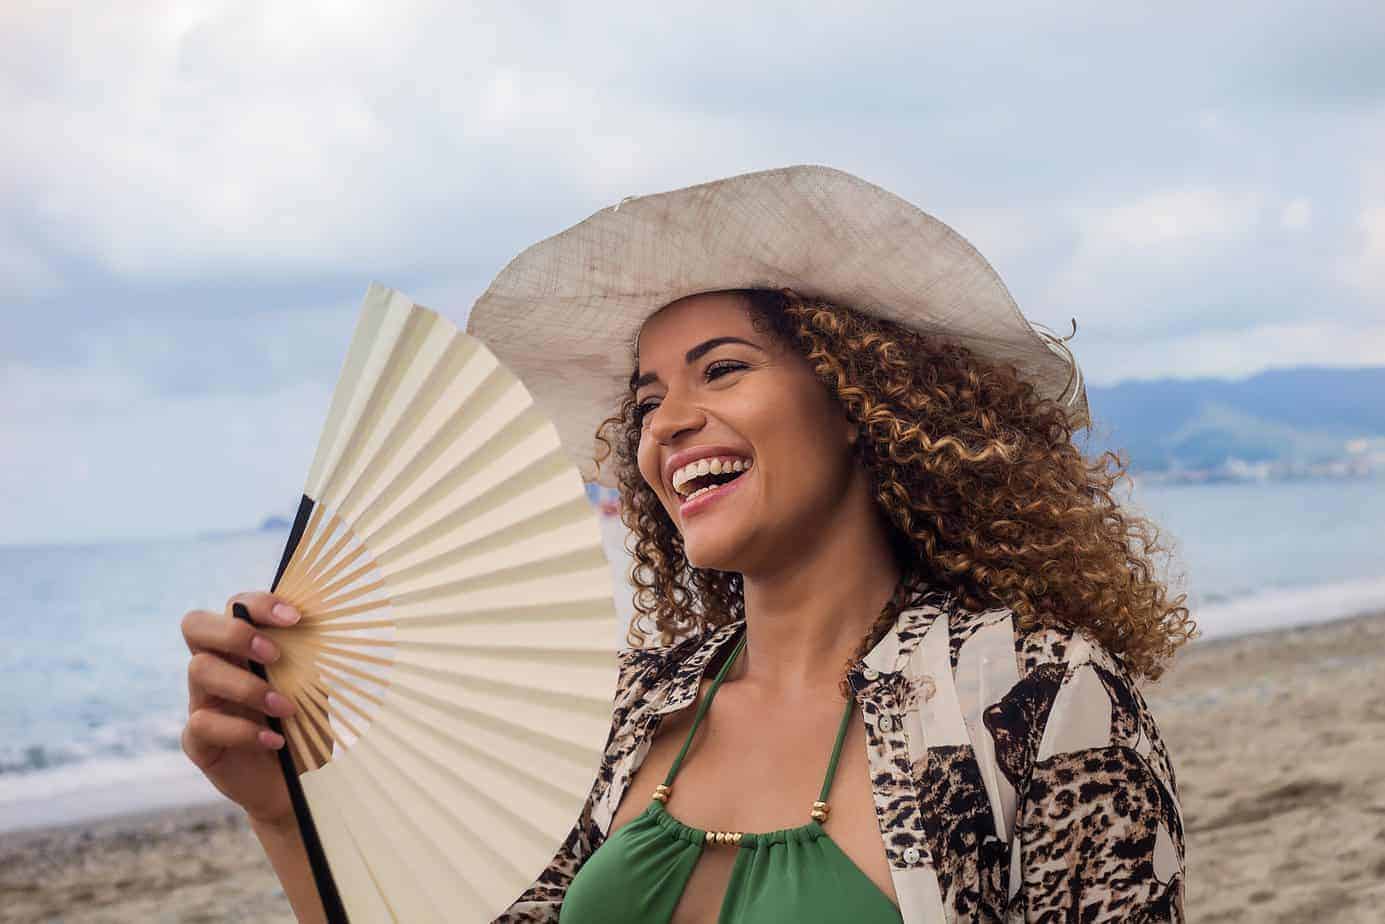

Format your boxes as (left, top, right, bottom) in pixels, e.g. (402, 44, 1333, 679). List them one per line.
(0, 710, 184, 778)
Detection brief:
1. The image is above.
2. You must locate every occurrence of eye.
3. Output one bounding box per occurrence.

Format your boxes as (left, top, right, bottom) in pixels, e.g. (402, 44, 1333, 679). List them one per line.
(632, 360, 746, 425)
(633, 399, 657, 425)
(704, 359, 745, 380)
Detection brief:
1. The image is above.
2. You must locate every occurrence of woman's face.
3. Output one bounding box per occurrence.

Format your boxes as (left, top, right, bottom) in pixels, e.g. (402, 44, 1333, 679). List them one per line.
(634, 291, 859, 574)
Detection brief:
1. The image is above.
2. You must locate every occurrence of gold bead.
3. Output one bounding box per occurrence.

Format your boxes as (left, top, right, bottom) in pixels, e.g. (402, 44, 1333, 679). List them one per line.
(718, 831, 729, 845)
(705, 831, 716, 845)
(812, 801, 830, 812)
(810, 809, 828, 822)
(732, 832, 743, 846)
(652, 784, 671, 803)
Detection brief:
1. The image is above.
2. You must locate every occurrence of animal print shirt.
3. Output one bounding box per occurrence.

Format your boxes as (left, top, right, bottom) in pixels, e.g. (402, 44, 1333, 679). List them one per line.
(496, 590, 1187, 922)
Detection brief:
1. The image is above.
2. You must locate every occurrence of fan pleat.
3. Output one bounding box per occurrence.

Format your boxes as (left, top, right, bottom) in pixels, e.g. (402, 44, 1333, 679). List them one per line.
(384, 497, 598, 593)
(347, 368, 520, 537)
(325, 751, 454, 921)
(372, 693, 589, 851)
(349, 735, 517, 916)
(364, 424, 569, 566)
(301, 285, 411, 500)
(352, 724, 542, 913)
(301, 767, 400, 922)
(333, 338, 498, 529)
(381, 665, 608, 775)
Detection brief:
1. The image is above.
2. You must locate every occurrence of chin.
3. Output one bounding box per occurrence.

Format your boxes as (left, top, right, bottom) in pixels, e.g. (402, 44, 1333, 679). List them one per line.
(679, 524, 756, 573)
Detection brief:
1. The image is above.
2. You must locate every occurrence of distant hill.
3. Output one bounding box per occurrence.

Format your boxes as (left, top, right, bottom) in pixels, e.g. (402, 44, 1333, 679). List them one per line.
(1083, 366, 1385, 474)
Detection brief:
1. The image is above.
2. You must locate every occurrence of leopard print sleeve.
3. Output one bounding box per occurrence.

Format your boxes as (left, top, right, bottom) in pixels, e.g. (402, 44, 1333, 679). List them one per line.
(492, 645, 667, 923)
(1006, 627, 1187, 923)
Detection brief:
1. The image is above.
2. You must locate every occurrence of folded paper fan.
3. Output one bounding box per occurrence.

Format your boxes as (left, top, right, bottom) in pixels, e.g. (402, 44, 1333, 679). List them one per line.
(233, 283, 620, 923)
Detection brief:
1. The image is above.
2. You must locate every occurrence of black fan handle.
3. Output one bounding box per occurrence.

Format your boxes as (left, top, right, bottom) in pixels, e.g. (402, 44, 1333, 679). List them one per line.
(233, 493, 350, 924)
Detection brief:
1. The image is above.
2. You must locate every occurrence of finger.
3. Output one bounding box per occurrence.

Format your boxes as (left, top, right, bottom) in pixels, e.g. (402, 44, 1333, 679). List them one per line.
(226, 591, 302, 629)
(182, 709, 284, 770)
(181, 608, 283, 666)
(187, 651, 298, 719)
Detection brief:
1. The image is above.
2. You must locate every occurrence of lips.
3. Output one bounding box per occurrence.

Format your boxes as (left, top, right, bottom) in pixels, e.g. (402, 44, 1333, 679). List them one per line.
(662, 445, 753, 496)
(677, 464, 750, 518)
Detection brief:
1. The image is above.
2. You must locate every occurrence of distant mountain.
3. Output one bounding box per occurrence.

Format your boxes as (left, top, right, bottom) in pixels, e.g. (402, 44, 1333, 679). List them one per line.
(1082, 366, 1385, 476)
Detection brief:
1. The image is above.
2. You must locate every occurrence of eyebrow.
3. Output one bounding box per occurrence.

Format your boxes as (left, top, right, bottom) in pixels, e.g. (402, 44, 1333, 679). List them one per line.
(630, 336, 764, 390)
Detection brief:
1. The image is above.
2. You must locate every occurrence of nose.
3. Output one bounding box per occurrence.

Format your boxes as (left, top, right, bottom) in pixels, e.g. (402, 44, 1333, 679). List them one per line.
(648, 390, 706, 445)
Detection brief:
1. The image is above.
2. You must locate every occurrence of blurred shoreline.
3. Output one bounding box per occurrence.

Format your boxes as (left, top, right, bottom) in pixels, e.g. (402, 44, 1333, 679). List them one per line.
(4, 606, 1385, 922)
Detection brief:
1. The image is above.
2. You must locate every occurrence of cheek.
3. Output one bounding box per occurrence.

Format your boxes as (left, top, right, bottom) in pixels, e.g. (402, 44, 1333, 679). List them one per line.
(635, 431, 661, 492)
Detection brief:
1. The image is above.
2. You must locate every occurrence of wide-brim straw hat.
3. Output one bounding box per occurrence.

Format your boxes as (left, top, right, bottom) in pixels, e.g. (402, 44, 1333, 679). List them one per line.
(465, 164, 1089, 489)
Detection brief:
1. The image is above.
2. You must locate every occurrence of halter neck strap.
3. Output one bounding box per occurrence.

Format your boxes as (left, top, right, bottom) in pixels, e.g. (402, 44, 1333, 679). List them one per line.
(660, 628, 857, 808)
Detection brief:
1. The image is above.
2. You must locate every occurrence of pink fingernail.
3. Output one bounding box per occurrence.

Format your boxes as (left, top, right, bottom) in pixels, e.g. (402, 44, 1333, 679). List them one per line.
(258, 730, 285, 749)
(271, 603, 301, 625)
(251, 635, 278, 663)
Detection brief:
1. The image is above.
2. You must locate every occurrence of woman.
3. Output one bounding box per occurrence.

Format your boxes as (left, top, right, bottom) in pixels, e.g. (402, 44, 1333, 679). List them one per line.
(181, 167, 1194, 922)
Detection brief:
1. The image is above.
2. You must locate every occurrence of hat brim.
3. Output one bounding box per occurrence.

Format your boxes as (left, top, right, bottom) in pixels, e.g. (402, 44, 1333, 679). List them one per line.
(465, 164, 1089, 488)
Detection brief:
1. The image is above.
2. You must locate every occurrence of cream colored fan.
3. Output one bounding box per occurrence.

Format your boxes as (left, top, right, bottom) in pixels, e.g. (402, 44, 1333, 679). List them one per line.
(234, 282, 620, 923)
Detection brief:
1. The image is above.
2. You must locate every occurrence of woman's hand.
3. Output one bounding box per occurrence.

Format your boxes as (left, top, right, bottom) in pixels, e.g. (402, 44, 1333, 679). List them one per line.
(180, 591, 302, 826)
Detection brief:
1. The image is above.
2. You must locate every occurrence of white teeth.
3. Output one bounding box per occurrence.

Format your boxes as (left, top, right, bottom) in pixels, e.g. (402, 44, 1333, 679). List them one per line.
(684, 482, 722, 502)
(671, 456, 753, 493)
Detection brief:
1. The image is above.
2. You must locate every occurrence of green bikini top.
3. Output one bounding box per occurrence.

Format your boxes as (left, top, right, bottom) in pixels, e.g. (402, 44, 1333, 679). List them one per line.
(560, 629, 903, 923)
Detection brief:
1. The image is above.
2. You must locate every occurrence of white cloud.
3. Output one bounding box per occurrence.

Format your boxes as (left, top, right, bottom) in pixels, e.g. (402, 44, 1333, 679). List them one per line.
(1072, 187, 1264, 250)
(1042, 186, 1272, 335)
(1338, 204, 1385, 300)
(1279, 197, 1312, 230)
(4, 1, 1385, 543)
(1078, 319, 1385, 386)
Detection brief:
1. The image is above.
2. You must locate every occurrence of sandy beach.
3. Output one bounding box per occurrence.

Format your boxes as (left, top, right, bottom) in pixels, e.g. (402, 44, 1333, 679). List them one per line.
(4, 609, 1384, 923)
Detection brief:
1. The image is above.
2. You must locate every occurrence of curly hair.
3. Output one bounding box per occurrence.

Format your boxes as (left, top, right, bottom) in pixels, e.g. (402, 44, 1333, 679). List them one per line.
(591, 288, 1198, 687)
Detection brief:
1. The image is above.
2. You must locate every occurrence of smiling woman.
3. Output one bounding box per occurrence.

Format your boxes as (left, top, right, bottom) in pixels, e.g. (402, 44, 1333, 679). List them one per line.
(184, 166, 1194, 924)
(463, 167, 1196, 923)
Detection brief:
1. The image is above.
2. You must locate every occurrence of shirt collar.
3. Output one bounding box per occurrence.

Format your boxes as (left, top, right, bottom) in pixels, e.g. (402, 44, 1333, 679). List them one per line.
(651, 590, 953, 714)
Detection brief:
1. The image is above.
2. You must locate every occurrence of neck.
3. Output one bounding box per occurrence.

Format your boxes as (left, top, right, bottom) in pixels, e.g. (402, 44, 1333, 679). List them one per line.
(733, 482, 902, 701)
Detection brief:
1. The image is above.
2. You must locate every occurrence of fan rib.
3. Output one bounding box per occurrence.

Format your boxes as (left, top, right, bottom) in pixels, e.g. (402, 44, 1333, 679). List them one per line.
(282, 714, 320, 773)
(299, 676, 365, 742)
(297, 514, 345, 589)
(303, 558, 379, 609)
(294, 689, 340, 762)
(275, 503, 325, 598)
(308, 597, 392, 624)
(300, 543, 368, 602)
(317, 663, 386, 710)
(316, 651, 393, 690)
(315, 577, 388, 612)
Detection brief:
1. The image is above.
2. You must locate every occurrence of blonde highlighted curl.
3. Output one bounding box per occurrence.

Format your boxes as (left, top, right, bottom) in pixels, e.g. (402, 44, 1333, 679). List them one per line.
(592, 289, 1198, 686)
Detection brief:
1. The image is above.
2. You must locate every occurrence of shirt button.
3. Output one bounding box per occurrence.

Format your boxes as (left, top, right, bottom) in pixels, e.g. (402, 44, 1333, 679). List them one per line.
(862, 667, 879, 681)
(903, 846, 922, 865)
(876, 714, 896, 733)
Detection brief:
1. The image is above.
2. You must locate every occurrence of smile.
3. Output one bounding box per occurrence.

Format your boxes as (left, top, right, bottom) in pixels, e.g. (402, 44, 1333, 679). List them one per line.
(672, 456, 753, 496)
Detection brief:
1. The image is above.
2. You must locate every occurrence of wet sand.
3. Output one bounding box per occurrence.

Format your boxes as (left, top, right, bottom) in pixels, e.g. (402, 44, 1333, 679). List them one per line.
(4, 609, 1385, 922)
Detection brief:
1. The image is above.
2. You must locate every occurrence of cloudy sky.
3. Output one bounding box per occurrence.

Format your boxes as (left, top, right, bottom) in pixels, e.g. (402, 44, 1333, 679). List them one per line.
(3, 1, 1383, 545)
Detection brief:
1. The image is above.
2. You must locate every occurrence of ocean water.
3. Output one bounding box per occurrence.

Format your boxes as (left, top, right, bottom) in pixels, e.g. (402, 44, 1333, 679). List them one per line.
(1, 476, 1382, 834)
